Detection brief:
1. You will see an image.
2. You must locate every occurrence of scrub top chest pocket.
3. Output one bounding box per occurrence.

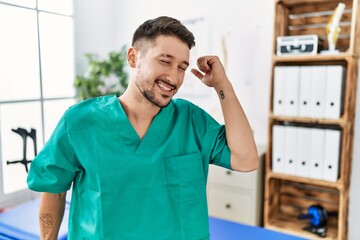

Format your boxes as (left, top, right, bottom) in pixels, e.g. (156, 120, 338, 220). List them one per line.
(165, 152, 210, 240)
(166, 152, 205, 184)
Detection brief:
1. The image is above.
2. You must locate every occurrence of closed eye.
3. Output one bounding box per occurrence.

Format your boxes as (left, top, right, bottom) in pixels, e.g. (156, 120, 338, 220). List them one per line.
(178, 66, 187, 71)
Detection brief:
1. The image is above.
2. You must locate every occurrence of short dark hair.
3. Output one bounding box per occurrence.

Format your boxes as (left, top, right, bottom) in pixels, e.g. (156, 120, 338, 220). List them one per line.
(132, 16, 195, 50)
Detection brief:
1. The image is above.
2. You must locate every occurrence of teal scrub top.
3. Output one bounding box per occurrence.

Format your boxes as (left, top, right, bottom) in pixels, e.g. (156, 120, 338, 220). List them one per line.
(27, 95, 232, 240)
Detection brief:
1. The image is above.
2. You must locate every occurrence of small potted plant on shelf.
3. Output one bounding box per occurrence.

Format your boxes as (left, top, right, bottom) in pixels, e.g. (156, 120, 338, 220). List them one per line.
(74, 45, 129, 101)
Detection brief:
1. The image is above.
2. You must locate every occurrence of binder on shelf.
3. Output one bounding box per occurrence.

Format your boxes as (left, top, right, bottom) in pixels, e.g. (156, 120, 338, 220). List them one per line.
(323, 129, 341, 182)
(272, 125, 286, 174)
(296, 127, 312, 178)
(325, 66, 345, 119)
(299, 66, 313, 118)
(310, 66, 326, 118)
(310, 128, 325, 180)
(273, 67, 286, 115)
(284, 126, 298, 175)
(284, 66, 300, 117)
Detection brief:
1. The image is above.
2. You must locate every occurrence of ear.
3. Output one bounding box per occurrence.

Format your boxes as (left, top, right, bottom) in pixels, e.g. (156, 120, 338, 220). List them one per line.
(127, 47, 137, 68)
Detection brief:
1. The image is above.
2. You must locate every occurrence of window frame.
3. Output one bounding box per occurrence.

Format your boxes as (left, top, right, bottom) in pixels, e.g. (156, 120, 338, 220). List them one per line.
(0, 0, 75, 208)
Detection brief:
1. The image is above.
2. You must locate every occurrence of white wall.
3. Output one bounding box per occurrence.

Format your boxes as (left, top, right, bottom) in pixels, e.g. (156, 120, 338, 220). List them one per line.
(73, 0, 360, 237)
(205, 0, 273, 145)
(113, 0, 208, 48)
(73, 0, 118, 75)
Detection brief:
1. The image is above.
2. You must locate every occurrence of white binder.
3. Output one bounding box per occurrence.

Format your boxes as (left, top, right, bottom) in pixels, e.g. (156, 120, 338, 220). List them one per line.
(325, 66, 344, 119)
(310, 66, 327, 118)
(272, 125, 286, 173)
(296, 127, 312, 178)
(323, 129, 341, 182)
(273, 67, 286, 115)
(310, 128, 325, 179)
(284, 66, 300, 116)
(299, 66, 313, 118)
(284, 126, 298, 175)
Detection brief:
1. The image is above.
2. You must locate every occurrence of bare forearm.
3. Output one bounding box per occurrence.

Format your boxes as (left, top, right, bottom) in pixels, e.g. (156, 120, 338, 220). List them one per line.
(214, 80, 258, 172)
(39, 192, 66, 240)
(191, 55, 258, 171)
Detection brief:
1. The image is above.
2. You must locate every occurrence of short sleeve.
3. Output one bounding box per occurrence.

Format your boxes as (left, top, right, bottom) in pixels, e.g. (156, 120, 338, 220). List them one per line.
(192, 106, 232, 170)
(27, 111, 77, 193)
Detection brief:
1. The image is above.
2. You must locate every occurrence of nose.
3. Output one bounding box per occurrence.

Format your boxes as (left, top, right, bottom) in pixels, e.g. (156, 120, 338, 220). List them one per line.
(166, 66, 179, 86)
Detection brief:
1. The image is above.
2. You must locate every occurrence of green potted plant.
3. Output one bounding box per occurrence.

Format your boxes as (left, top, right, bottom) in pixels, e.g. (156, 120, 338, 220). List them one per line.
(74, 45, 129, 101)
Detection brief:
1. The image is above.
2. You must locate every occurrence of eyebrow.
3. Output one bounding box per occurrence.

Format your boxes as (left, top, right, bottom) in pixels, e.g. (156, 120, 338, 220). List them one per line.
(161, 54, 189, 67)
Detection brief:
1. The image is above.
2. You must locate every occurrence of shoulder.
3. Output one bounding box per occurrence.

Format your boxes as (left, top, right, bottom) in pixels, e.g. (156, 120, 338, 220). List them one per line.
(171, 98, 201, 112)
(67, 94, 115, 116)
(170, 98, 212, 121)
(65, 95, 117, 129)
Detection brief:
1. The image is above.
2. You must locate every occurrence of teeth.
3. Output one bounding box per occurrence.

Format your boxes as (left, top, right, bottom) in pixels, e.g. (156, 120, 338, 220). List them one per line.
(158, 82, 172, 91)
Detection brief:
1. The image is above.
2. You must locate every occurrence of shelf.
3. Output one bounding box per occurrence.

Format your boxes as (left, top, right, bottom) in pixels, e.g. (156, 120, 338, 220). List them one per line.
(266, 172, 341, 190)
(277, 0, 352, 8)
(265, 213, 338, 240)
(265, 0, 359, 239)
(269, 114, 347, 126)
(273, 53, 356, 63)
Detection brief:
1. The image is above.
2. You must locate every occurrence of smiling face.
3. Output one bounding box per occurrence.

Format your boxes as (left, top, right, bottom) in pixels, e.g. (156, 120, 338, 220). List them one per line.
(128, 35, 190, 108)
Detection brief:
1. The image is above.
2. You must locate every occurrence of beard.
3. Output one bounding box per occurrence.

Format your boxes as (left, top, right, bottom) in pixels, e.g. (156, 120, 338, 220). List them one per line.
(134, 68, 176, 108)
(142, 89, 172, 108)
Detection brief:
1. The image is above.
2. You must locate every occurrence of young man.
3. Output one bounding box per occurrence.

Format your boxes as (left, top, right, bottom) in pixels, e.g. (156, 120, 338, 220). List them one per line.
(27, 16, 258, 240)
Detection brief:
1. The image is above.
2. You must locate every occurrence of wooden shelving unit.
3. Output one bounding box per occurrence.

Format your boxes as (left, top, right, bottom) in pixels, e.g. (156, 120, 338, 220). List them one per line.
(263, 0, 360, 239)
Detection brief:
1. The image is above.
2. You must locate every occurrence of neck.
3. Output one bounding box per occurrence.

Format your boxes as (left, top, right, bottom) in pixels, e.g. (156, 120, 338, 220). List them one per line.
(118, 89, 162, 139)
(119, 89, 161, 121)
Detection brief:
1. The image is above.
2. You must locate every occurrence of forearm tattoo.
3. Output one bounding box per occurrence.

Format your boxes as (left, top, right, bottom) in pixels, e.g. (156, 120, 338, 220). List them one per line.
(40, 213, 55, 238)
(220, 90, 225, 99)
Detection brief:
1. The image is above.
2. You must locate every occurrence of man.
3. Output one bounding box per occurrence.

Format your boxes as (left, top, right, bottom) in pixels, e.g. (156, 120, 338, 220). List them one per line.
(27, 16, 258, 240)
